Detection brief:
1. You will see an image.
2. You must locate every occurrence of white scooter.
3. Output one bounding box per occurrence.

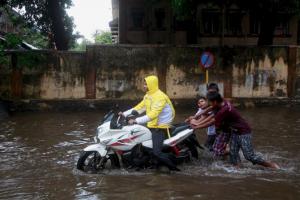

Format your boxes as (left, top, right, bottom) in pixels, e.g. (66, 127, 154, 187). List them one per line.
(77, 110, 200, 173)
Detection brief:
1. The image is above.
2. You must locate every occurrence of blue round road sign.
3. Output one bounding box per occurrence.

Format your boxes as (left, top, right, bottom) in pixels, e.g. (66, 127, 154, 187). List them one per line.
(200, 52, 214, 69)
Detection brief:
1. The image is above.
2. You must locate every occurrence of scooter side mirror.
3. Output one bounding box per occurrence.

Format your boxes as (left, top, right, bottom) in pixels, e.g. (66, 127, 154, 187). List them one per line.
(131, 110, 139, 116)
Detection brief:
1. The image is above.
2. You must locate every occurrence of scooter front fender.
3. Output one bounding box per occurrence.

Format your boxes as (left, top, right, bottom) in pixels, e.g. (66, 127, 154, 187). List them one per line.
(84, 143, 107, 157)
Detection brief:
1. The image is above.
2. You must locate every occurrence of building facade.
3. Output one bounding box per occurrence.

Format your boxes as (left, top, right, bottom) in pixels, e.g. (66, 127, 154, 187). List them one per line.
(110, 0, 299, 46)
(0, 7, 22, 35)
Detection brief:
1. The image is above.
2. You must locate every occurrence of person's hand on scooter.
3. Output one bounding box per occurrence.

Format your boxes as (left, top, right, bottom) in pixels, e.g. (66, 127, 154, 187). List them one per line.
(184, 116, 194, 123)
(190, 123, 197, 129)
(128, 119, 137, 125)
(118, 112, 124, 117)
(190, 118, 198, 126)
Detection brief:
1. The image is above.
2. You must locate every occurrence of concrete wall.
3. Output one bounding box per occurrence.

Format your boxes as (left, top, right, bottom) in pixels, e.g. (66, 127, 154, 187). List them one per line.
(0, 51, 86, 99)
(38, 53, 86, 99)
(87, 45, 234, 100)
(232, 48, 288, 97)
(296, 47, 300, 97)
(0, 46, 297, 101)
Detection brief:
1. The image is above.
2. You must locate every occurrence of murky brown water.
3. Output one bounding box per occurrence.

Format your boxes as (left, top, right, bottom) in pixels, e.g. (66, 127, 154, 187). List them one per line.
(0, 107, 300, 200)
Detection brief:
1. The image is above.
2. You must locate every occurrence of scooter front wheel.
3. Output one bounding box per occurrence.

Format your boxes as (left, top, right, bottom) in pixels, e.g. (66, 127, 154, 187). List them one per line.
(77, 151, 119, 173)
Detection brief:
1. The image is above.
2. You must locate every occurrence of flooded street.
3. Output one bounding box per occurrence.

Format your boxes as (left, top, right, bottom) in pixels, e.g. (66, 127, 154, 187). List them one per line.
(0, 107, 300, 200)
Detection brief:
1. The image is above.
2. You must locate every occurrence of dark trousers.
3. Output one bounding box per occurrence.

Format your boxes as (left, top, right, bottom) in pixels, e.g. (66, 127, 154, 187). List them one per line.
(150, 128, 177, 170)
(205, 134, 216, 151)
(230, 133, 265, 165)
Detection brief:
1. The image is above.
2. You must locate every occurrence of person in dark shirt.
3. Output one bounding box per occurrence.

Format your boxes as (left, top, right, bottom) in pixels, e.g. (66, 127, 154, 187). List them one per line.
(191, 92, 279, 169)
(207, 83, 230, 157)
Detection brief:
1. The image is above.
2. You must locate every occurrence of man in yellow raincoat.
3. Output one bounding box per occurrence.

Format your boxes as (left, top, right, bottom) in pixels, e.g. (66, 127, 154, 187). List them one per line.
(120, 75, 179, 171)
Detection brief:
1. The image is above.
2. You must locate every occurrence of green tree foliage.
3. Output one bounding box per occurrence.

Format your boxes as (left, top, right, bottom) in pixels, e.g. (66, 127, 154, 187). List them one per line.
(0, 33, 20, 65)
(0, 33, 46, 68)
(72, 38, 92, 51)
(1, 0, 76, 50)
(93, 30, 112, 45)
(71, 31, 113, 51)
(0, 7, 48, 49)
(22, 30, 48, 49)
(3, 33, 22, 49)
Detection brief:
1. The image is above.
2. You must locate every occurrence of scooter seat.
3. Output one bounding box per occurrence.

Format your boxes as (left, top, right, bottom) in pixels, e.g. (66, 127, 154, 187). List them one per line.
(170, 124, 190, 136)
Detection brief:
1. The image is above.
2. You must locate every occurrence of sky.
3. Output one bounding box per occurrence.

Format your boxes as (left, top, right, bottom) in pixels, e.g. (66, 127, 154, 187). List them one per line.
(67, 0, 112, 41)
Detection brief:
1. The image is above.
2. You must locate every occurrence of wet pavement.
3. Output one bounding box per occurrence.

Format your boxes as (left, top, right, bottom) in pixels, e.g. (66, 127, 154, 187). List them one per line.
(0, 107, 300, 200)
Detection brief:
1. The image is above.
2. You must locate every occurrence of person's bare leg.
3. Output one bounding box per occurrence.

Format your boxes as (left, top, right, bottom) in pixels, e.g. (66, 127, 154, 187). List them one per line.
(225, 143, 230, 154)
(260, 161, 280, 169)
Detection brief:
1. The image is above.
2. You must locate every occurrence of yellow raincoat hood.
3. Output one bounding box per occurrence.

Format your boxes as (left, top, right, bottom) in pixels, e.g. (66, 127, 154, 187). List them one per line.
(145, 75, 159, 94)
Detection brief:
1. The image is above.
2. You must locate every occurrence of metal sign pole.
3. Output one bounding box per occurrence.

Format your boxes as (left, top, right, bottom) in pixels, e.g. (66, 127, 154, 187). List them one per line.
(205, 69, 209, 84)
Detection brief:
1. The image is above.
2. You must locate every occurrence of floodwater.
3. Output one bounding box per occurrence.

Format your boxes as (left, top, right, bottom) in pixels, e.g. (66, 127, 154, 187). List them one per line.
(0, 107, 300, 200)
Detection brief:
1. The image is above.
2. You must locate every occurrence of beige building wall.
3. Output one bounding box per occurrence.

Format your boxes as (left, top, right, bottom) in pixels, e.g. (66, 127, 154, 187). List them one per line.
(232, 55, 288, 97)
